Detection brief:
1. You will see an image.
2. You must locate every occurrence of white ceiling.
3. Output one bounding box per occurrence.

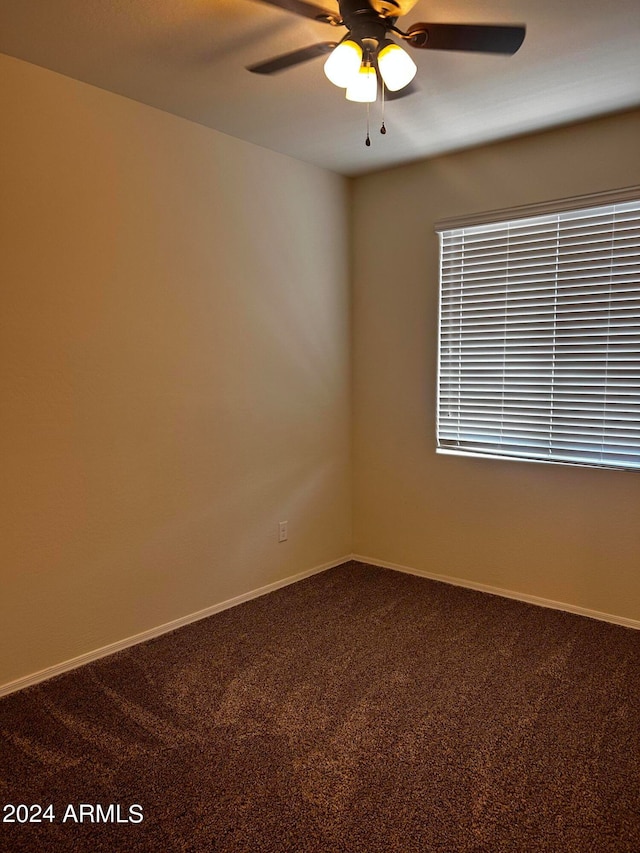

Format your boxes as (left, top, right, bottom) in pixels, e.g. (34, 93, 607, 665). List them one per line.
(0, 0, 639, 176)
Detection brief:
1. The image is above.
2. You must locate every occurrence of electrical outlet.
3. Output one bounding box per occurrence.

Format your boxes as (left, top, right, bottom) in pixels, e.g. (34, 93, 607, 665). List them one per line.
(278, 521, 288, 542)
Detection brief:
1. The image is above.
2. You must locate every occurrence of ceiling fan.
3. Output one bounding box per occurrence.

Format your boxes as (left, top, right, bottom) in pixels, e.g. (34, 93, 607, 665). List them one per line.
(246, 0, 526, 104)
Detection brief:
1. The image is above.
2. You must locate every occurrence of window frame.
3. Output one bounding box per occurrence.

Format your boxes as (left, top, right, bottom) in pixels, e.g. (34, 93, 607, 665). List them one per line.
(435, 186, 640, 473)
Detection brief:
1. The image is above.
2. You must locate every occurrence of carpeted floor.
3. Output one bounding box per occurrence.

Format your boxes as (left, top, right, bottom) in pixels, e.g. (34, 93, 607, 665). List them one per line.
(1, 561, 639, 852)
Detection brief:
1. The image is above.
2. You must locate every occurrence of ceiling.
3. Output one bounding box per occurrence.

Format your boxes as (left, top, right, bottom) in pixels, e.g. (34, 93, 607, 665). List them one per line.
(0, 0, 639, 176)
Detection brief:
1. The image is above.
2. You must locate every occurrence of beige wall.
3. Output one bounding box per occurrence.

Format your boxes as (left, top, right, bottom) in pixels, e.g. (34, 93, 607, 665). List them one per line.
(0, 54, 351, 688)
(352, 110, 640, 621)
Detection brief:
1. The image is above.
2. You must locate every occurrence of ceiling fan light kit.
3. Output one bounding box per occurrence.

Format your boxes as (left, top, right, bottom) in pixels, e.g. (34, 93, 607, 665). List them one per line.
(248, 0, 525, 145)
(345, 63, 378, 102)
(323, 38, 363, 87)
(377, 40, 417, 91)
(324, 36, 416, 96)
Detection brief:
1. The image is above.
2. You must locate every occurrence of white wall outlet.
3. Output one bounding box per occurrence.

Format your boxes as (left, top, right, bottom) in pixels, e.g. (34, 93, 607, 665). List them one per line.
(278, 521, 288, 542)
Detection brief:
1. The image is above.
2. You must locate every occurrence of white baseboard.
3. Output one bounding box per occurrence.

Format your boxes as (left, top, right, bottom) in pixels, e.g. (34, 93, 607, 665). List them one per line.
(0, 555, 351, 699)
(5, 553, 637, 699)
(352, 554, 640, 631)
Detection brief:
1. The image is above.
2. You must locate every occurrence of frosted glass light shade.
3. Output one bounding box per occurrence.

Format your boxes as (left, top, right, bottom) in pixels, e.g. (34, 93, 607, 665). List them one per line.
(324, 40, 363, 88)
(345, 65, 377, 102)
(377, 42, 417, 91)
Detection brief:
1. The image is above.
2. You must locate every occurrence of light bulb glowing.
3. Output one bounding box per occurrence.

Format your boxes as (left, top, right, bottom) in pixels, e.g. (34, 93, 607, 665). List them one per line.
(345, 65, 377, 103)
(377, 42, 417, 91)
(324, 40, 363, 88)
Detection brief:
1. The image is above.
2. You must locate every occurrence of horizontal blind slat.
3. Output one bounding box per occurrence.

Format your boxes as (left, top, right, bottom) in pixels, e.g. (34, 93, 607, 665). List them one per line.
(437, 195, 640, 472)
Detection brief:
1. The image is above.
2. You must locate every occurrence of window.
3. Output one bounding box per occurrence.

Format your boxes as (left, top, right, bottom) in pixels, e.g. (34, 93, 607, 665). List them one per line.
(436, 188, 640, 471)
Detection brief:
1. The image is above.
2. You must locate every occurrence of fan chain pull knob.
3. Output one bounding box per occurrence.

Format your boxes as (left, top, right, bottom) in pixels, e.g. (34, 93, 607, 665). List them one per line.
(380, 122, 387, 135)
(365, 133, 371, 147)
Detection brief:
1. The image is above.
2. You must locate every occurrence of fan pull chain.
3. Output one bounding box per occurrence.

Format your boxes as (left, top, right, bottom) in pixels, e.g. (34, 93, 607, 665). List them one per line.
(365, 101, 371, 147)
(380, 81, 386, 135)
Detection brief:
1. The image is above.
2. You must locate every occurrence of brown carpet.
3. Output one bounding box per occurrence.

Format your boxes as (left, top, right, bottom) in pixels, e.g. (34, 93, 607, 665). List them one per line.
(1, 561, 639, 852)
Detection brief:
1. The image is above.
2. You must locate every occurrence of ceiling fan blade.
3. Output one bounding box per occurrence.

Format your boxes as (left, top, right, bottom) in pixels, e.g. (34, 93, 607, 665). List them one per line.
(406, 23, 525, 55)
(251, 0, 340, 24)
(247, 42, 337, 74)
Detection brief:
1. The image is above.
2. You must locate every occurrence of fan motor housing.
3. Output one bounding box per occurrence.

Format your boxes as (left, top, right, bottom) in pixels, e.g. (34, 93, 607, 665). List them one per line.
(339, 0, 394, 45)
(369, 0, 420, 16)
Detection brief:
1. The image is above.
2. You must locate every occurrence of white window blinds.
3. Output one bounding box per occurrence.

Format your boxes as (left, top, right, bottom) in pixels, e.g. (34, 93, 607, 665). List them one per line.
(437, 192, 640, 471)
